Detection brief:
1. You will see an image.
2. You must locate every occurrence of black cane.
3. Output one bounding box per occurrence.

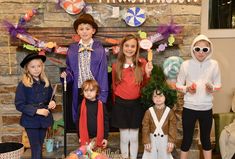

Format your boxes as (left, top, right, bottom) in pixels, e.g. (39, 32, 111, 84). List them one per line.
(63, 77, 67, 157)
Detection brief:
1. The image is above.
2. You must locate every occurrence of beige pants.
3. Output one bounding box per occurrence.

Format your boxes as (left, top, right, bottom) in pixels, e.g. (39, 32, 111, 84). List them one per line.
(219, 129, 235, 159)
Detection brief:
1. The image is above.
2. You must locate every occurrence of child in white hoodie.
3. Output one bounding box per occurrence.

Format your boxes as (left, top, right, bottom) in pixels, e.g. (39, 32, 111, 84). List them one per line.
(176, 34, 221, 159)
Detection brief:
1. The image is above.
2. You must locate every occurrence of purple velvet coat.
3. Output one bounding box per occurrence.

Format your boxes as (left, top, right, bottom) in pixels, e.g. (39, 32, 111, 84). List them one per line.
(62, 39, 108, 122)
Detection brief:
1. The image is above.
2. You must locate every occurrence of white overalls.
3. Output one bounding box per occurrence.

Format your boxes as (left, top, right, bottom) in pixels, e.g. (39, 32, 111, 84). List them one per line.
(142, 107, 174, 159)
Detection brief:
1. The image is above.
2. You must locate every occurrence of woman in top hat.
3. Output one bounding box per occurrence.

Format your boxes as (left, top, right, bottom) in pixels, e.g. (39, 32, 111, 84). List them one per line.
(60, 14, 108, 135)
(15, 53, 56, 159)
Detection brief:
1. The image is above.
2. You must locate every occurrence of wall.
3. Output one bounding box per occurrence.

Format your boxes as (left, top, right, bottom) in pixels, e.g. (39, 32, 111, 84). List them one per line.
(211, 38, 235, 113)
(200, 0, 235, 113)
(0, 1, 201, 155)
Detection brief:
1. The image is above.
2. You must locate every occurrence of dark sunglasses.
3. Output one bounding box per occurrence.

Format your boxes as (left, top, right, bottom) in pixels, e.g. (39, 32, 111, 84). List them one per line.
(193, 47, 210, 53)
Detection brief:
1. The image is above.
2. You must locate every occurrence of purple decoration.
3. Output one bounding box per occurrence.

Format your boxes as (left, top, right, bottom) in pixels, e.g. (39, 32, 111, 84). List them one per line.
(18, 17, 26, 26)
(56, 0, 63, 9)
(157, 43, 167, 52)
(148, 33, 164, 43)
(157, 20, 182, 38)
(83, 4, 89, 13)
(2, 20, 26, 38)
(32, 8, 37, 14)
(75, 149, 83, 156)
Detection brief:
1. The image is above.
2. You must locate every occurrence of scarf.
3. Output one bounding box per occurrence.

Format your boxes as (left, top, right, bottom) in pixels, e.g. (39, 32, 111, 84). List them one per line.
(79, 99, 104, 147)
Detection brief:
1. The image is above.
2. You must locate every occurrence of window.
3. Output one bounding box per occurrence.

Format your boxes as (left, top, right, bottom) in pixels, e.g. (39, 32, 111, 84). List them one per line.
(201, 0, 235, 38)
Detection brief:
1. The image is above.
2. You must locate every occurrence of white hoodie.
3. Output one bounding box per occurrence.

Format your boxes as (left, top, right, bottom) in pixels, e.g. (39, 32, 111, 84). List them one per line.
(176, 34, 221, 110)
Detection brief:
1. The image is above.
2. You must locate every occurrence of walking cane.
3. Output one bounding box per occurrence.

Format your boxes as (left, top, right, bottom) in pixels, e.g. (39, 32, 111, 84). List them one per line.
(63, 77, 67, 157)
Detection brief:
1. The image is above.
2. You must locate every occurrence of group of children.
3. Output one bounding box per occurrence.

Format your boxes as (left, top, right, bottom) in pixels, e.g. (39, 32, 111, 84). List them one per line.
(15, 13, 221, 159)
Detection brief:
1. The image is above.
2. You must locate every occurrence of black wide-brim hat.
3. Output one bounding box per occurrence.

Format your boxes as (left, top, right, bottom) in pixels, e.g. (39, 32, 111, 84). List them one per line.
(20, 53, 46, 68)
(73, 13, 98, 34)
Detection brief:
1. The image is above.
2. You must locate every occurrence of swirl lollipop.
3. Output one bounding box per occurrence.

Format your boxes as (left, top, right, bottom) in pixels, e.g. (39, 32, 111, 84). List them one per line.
(163, 56, 183, 80)
(124, 7, 146, 27)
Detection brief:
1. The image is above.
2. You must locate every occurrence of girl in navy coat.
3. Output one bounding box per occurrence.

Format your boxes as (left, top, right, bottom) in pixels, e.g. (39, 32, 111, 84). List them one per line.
(15, 53, 56, 159)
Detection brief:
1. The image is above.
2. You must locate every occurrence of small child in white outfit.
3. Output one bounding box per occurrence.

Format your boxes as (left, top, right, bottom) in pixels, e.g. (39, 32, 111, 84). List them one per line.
(142, 88, 176, 159)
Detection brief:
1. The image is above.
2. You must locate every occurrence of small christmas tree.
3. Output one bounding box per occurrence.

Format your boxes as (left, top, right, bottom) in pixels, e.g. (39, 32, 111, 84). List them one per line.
(141, 64, 177, 110)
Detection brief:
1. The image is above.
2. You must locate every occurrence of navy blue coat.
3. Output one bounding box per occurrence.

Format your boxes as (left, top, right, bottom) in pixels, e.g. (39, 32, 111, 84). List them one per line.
(15, 80, 53, 128)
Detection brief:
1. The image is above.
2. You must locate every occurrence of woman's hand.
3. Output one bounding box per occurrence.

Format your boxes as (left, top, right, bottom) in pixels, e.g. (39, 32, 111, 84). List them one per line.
(144, 143, 152, 152)
(167, 142, 174, 153)
(60, 71, 67, 79)
(186, 83, 197, 94)
(145, 62, 153, 77)
(48, 100, 56, 109)
(205, 83, 214, 93)
(36, 108, 50, 117)
(102, 139, 108, 148)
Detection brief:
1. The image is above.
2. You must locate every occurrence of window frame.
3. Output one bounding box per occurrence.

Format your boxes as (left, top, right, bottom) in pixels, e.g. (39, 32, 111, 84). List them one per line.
(201, 0, 235, 38)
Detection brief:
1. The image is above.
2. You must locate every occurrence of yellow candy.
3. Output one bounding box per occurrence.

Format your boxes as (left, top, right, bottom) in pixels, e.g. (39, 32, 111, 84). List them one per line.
(168, 34, 175, 46)
(46, 42, 56, 48)
(147, 49, 153, 62)
(91, 152, 99, 159)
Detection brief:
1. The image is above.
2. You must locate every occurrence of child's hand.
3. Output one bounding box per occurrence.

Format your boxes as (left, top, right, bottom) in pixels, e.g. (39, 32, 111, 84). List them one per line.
(36, 108, 50, 117)
(144, 143, 151, 152)
(205, 83, 214, 93)
(186, 83, 197, 94)
(102, 139, 108, 148)
(167, 142, 174, 153)
(60, 71, 67, 79)
(48, 100, 56, 109)
(145, 62, 153, 77)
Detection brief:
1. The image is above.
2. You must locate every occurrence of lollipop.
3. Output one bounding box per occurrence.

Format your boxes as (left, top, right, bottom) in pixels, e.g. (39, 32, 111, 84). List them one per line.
(163, 56, 183, 80)
(147, 49, 153, 62)
(139, 39, 153, 62)
(124, 7, 146, 27)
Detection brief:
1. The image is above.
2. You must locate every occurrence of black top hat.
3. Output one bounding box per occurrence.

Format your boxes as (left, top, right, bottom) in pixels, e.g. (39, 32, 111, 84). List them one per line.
(20, 53, 46, 68)
(73, 13, 98, 34)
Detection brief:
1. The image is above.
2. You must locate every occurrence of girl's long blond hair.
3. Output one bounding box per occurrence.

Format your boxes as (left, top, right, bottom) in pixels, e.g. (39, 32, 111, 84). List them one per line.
(22, 59, 49, 87)
(115, 34, 144, 84)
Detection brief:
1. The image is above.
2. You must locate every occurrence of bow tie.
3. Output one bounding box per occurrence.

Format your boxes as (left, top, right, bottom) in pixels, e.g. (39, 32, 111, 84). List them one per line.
(78, 45, 94, 53)
(123, 63, 134, 68)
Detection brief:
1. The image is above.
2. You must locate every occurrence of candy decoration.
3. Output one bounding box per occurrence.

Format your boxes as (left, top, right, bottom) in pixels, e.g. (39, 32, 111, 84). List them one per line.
(124, 7, 146, 27)
(23, 9, 37, 22)
(67, 153, 78, 159)
(190, 83, 197, 90)
(94, 154, 109, 159)
(139, 39, 153, 50)
(168, 34, 175, 46)
(75, 149, 83, 156)
(148, 33, 164, 43)
(23, 44, 40, 51)
(91, 152, 99, 159)
(157, 43, 167, 52)
(61, 0, 85, 15)
(163, 56, 183, 80)
(147, 49, 153, 62)
(79, 145, 87, 155)
(138, 30, 147, 39)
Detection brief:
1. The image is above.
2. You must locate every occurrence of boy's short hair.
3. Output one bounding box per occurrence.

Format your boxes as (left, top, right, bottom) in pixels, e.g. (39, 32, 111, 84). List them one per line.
(81, 79, 100, 95)
(73, 13, 98, 34)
